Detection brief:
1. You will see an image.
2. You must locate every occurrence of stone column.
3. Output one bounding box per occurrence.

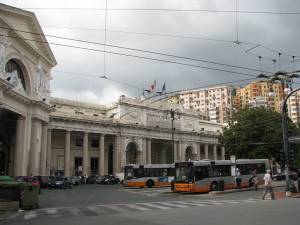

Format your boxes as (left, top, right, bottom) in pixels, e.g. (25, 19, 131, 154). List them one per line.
(119, 136, 126, 169)
(179, 141, 185, 161)
(113, 135, 120, 173)
(173, 141, 178, 162)
(29, 119, 42, 175)
(221, 146, 225, 160)
(98, 134, 105, 176)
(205, 143, 209, 159)
(213, 144, 217, 160)
(46, 129, 52, 175)
(198, 143, 201, 160)
(64, 130, 71, 176)
(147, 138, 151, 164)
(39, 123, 48, 175)
(83, 132, 89, 176)
(13, 116, 24, 176)
(141, 138, 147, 164)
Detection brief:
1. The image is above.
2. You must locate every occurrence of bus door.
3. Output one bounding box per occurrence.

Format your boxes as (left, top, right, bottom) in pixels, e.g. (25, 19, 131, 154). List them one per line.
(157, 168, 169, 184)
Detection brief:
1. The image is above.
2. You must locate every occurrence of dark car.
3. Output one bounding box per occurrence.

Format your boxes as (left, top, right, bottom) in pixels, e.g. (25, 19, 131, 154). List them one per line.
(95, 176, 104, 184)
(49, 177, 73, 189)
(70, 176, 81, 185)
(86, 175, 98, 184)
(36, 176, 50, 188)
(99, 175, 120, 185)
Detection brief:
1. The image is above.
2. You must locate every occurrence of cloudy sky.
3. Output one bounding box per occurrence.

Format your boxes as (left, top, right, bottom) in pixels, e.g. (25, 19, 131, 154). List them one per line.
(2, 0, 300, 104)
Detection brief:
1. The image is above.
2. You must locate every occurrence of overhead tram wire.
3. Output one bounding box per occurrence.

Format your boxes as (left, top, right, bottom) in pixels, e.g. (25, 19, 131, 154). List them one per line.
(23, 7, 300, 15)
(40, 25, 300, 62)
(52, 70, 143, 91)
(0, 26, 272, 74)
(42, 25, 234, 43)
(103, 0, 108, 77)
(3, 33, 261, 78)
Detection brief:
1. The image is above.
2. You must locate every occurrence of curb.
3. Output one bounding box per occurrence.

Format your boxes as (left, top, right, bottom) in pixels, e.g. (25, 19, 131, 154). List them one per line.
(209, 184, 286, 195)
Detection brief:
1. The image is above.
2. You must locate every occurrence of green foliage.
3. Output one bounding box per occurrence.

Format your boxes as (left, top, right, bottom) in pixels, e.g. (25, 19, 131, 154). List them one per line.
(220, 107, 299, 161)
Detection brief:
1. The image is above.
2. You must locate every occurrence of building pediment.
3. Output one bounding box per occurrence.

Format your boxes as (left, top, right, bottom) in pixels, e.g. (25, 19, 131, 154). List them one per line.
(0, 3, 57, 67)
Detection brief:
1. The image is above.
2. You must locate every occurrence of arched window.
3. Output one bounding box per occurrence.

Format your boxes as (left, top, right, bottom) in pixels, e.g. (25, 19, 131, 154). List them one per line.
(5, 59, 26, 90)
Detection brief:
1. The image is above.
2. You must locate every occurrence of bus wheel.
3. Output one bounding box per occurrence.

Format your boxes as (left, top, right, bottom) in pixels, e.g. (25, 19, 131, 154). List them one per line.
(210, 182, 218, 191)
(146, 180, 154, 188)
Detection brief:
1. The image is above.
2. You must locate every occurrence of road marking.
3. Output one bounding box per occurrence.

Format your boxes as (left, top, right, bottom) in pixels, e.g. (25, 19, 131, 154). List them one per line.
(46, 208, 58, 215)
(219, 200, 240, 204)
(24, 211, 37, 220)
(124, 204, 151, 211)
(86, 206, 107, 215)
(157, 202, 189, 208)
(172, 201, 206, 207)
(104, 205, 133, 213)
(67, 207, 84, 216)
(4, 198, 262, 221)
(139, 203, 171, 210)
(191, 200, 223, 205)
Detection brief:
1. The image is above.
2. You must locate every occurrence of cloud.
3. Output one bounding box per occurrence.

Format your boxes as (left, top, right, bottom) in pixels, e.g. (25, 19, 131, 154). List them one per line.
(2, 0, 300, 104)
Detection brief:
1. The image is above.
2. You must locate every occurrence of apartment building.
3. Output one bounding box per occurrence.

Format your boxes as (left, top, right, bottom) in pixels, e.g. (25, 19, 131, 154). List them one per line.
(171, 86, 233, 125)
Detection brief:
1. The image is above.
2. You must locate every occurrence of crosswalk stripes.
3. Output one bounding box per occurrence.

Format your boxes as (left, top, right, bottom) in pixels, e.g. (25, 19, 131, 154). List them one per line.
(24, 211, 37, 220)
(138, 203, 172, 210)
(5, 198, 262, 221)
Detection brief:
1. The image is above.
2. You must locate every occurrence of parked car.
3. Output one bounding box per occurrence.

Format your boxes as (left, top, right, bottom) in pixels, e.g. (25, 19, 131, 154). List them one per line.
(70, 176, 81, 185)
(95, 176, 104, 184)
(99, 175, 120, 185)
(36, 176, 50, 188)
(86, 175, 97, 184)
(49, 177, 73, 189)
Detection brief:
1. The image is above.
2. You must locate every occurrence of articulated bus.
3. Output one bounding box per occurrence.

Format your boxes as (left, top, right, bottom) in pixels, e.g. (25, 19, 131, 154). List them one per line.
(174, 159, 268, 193)
(123, 164, 174, 188)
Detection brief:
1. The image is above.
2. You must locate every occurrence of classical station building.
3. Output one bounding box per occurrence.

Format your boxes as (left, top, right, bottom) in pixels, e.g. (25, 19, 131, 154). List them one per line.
(0, 4, 223, 177)
(49, 97, 223, 177)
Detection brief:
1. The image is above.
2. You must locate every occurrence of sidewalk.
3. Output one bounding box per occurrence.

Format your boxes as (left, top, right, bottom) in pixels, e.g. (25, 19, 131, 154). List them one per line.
(209, 181, 287, 196)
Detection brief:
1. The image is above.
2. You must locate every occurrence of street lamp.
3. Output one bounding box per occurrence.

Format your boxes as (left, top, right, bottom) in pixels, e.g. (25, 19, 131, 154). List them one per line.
(282, 87, 300, 196)
(166, 109, 180, 162)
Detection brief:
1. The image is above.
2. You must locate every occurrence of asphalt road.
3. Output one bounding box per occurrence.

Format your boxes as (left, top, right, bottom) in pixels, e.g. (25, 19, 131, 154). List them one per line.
(1, 184, 299, 225)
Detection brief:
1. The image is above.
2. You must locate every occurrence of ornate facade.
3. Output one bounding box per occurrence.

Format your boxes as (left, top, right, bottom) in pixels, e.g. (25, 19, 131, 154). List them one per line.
(49, 97, 223, 176)
(0, 3, 57, 176)
(0, 4, 223, 177)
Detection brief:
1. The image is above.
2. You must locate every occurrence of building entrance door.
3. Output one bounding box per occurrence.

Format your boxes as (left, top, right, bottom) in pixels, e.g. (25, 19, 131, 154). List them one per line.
(0, 135, 7, 174)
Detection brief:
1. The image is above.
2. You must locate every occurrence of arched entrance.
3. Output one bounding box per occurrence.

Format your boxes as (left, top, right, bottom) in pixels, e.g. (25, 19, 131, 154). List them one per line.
(185, 146, 194, 161)
(0, 109, 18, 175)
(126, 142, 138, 164)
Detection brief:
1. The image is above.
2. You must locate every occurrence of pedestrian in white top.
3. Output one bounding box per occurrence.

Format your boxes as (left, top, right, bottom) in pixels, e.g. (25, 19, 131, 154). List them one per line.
(262, 169, 275, 200)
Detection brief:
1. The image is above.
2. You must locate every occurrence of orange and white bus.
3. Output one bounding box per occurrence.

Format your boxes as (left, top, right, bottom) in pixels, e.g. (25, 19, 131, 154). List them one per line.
(174, 159, 268, 193)
(123, 164, 174, 188)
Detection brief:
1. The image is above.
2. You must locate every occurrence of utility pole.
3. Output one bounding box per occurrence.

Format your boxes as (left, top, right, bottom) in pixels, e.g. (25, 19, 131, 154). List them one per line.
(282, 87, 300, 196)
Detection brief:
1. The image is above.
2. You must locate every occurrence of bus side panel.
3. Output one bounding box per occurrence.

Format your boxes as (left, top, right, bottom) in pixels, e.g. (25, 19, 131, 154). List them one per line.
(123, 178, 147, 187)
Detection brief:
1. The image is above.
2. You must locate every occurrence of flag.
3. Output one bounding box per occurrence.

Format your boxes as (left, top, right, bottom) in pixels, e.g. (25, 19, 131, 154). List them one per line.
(150, 80, 156, 92)
(161, 82, 166, 93)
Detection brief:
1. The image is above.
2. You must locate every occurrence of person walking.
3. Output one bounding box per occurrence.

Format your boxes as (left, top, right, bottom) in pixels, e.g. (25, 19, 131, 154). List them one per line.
(235, 168, 241, 189)
(262, 169, 275, 200)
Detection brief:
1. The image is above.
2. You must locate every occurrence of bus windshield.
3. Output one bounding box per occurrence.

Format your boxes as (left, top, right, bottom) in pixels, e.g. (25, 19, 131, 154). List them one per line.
(175, 165, 192, 182)
(124, 167, 134, 179)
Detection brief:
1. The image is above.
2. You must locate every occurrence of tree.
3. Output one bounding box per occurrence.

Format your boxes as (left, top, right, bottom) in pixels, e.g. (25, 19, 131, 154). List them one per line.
(220, 107, 298, 161)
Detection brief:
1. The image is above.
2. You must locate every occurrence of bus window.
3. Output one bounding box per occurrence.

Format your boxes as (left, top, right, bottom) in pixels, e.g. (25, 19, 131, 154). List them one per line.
(194, 166, 207, 181)
(175, 166, 192, 182)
